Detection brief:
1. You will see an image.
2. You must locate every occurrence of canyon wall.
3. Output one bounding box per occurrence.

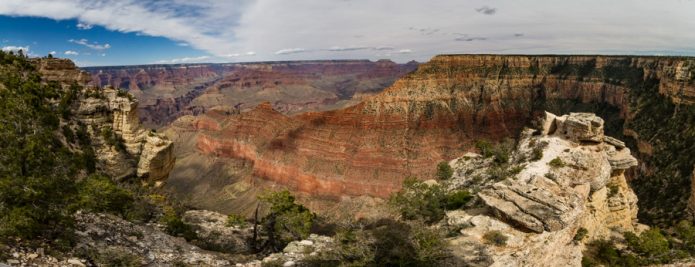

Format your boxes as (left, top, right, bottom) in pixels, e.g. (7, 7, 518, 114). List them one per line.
(85, 60, 418, 128)
(168, 55, 694, 223)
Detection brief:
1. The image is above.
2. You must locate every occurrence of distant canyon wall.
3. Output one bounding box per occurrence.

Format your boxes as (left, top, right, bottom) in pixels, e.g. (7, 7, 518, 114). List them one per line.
(84, 60, 418, 128)
(170, 55, 694, 223)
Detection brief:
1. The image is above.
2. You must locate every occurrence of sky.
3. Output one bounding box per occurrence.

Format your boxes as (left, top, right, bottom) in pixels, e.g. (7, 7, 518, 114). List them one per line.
(1, 0, 694, 67)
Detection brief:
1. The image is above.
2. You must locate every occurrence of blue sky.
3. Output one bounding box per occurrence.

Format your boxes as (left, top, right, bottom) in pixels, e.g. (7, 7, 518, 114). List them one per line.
(0, 16, 207, 66)
(1, 0, 694, 67)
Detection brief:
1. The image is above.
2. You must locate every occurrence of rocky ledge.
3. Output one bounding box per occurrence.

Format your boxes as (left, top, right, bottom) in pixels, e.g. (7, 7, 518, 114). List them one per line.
(447, 112, 642, 266)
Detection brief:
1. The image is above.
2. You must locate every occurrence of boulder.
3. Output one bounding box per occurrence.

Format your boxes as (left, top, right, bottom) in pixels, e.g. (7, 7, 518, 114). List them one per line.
(555, 112, 605, 143)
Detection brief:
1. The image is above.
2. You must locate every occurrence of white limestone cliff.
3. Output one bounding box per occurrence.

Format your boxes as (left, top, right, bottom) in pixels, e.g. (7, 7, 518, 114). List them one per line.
(447, 112, 642, 266)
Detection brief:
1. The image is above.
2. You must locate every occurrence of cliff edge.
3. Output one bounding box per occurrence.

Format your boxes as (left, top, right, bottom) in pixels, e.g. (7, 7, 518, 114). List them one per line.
(447, 111, 642, 266)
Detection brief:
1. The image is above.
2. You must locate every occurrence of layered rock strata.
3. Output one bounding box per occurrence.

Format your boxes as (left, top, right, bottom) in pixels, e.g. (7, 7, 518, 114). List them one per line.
(448, 112, 640, 266)
(171, 55, 693, 214)
(85, 60, 418, 128)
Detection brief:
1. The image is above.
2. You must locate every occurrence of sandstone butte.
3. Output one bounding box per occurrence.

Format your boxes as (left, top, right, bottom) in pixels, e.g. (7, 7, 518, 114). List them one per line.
(84, 60, 418, 128)
(168, 54, 694, 216)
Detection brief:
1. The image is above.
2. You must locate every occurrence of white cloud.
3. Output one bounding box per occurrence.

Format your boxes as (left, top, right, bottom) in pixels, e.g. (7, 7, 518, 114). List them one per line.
(275, 48, 306, 55)
(156, 55, 210, 64)
(69, 38, 111, 50)
(328, 46, 369, 52)
(64, 50, 79, 55)
(76, 22, 93, 29)
(0, 0, 247, 57)
(1, 0, 694, 63)
(1, 45, 29, 53)
(396, 49, 413, 54)
(177, 42, 189, 47)
(246, 51, 256, 56)
(49, 51, 56, 55)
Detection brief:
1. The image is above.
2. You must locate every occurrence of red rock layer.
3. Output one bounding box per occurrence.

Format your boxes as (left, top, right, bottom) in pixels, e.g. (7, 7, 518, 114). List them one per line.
(184, 55, 694, 199)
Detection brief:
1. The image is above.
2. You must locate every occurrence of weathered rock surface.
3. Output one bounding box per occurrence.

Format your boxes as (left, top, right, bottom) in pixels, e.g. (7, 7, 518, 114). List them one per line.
(137, 133, 176, 183)
(448, 111, 641, 266)
(182, 210, 253, 254)
(31, 58, 175, 183)
(238, 234, 334, 267)
(553, 112, 605, 142)
(73, 212, 233, 266)
(32, 58, 91, 85)
(1, 211, 239, 266)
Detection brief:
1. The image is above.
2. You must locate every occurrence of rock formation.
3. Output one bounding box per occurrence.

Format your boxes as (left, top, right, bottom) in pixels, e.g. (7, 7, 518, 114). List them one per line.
(31, 58, 175, 183)
(181, 210, 253, 254)
(239, 234, 334, 267)
(166, 55, 694, 220)
(85, 60, 418, 128)
(448, 111, 641, 266)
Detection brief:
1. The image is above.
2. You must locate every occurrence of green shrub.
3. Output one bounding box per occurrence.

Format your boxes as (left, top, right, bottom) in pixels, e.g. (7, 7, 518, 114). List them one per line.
(531, 147, 544, 161)
(675, 220, 695, 253)
(607, 184, 620, 197)
(629, 228, 670, 261)
(390, 178, 446, 223)
(161, 207, 197, 241)
(62, 125, 75, 143)
(475, 139, 514, 164)
(548, 157, 565, 168)
(586, 239, 621, 266)
(574, 227, 588, 242)
(75, 174, 134, 215)
(85, 247, 142, 267)
(436, 161, 453, 180)
(255, 190, 315, 252)
(0, 53, 85, 245)
(444, 190, 473, 210)
(369, 220, 450, 267)
(475, 140, 494, 158)
(226, 213, 246, 227)
(101, 126, 127, 152)
(482, 231, 508, 246)
(326, 227, 375, 266)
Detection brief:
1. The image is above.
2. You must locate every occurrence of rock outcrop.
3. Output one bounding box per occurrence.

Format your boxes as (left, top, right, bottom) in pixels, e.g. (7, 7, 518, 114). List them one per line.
(31, 58, 175, 183)
(239, 234, 334, 267)
(73, 212, 234, 266)
(181, 210, 253, 254)
(448, 111, 641, 266)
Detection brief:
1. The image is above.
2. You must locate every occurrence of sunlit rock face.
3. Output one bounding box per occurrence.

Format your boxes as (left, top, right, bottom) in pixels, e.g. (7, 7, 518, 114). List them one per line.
(32, 58, 175, 183)
(448, 111, 641, 266)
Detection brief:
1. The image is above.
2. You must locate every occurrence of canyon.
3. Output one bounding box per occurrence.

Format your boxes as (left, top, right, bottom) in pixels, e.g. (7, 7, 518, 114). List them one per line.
(84, 60, 418, 128)
(5, 54, 694, 266)
(165, 55, 694, 224)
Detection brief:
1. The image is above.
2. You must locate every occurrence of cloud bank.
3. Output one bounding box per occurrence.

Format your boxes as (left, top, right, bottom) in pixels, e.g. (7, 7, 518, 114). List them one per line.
(1, 0, 694, 63)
